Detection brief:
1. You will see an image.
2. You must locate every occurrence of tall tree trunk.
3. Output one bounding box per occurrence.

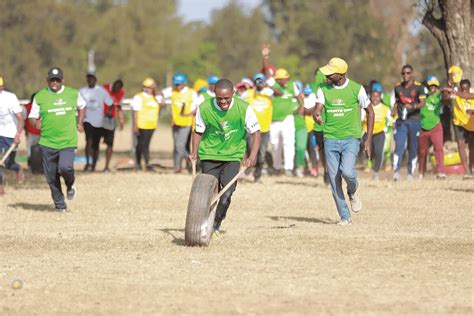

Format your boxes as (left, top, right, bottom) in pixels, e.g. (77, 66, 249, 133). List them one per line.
(422, 0, 472, 80)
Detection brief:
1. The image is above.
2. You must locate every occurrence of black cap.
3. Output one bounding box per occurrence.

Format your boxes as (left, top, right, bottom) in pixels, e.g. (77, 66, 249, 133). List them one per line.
(47, 67, 64, 80)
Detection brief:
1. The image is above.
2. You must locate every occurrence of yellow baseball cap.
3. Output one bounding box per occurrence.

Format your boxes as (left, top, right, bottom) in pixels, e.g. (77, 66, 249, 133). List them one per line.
(193, 78, 207, 92)
(142, 77, 156, 88)
(426, 76, 440, 87)
(448, 65, 463, 84)
(0, 76, 4, 86)
(320, 57, 348, 75)
(274, 68, 290, 79)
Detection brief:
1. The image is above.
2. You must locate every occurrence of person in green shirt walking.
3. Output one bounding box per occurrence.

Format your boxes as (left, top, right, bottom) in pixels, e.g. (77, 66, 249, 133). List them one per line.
(418, 76, 445, 179)
(189, 79, 261, 236)
(314, 58, 374, 225)
(28, 67, 86, 212)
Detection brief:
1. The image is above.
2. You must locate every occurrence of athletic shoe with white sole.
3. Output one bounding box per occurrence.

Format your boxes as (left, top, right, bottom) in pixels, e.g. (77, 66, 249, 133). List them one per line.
(337, 218, 352, 226)
(67, 183, 76, 200)
(349, 183, 362, 213)
(55, 208, 67, 213)
(393, 171, 400, 182)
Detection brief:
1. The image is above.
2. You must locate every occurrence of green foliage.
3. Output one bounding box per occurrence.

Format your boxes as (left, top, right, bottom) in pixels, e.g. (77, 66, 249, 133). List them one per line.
(0, 0, 443, 99)
(263, 0, 394, 85)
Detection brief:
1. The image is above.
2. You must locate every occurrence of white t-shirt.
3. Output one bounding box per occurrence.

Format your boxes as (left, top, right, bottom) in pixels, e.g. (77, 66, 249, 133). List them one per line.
(195, 98, 260, 134)
(79, 85, 113, 128)
(314, 79, 370, 109)
(130, 92, 163, 111)
(303, 93, 317, 109)
(0, 90, 22, 138)
(29, 86, 87, 120)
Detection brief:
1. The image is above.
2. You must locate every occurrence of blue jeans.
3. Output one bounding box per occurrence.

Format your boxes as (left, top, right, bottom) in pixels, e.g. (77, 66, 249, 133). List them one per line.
(324, 138, 360, 220)
(0, 136, 20, 181)
(393, 119, 420, 174)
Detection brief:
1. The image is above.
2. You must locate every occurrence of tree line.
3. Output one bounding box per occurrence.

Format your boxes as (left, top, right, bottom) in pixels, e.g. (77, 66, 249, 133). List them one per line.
(0, 0, 450, 98)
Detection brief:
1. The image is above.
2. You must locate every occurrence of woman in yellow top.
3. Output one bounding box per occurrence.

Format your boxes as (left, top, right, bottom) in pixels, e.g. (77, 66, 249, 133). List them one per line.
(246, 73, 273, 182)
(131, 78, 161, 171)
(362, 89, 391, 179)
(449, 79, 474, 178)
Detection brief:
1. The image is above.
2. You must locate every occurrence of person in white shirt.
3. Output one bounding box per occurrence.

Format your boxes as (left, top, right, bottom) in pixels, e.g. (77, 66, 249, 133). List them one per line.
(79, 71, 113, 172)
(0, 76, 25, 195)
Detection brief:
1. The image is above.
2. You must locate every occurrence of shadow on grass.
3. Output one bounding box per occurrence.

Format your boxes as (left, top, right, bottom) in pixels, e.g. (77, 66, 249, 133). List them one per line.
(268, 216, 336, 225)
(159, 228, 187, 246)
(275, 181, 320, 188)
(9, 203, 53, 212)
(447, 187, 474, 193)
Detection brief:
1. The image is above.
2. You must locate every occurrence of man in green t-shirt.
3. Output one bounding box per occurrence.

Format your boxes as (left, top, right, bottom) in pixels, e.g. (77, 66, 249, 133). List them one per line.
(28, 67, 86, 212)
(314, 58, 374, 225)
(189, 79, 261, 236)
(418, 76, 445, 179)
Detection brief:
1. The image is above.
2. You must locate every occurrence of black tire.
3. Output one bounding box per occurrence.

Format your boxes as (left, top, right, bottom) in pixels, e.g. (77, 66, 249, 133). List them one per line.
(185, 174, 218, 246)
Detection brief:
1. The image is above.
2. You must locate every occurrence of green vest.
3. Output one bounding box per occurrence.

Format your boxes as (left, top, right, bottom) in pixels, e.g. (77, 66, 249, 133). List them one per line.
(420, 92, 441, 130)
(321, 79, 363, 139)
(35, 86, 80, 149)
(272, 81, 295, 121)
(198, 97, 248, 161)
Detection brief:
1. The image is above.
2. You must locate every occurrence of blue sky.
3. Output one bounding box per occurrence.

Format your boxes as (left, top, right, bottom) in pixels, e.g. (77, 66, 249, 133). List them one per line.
(178, 0, 261, 23)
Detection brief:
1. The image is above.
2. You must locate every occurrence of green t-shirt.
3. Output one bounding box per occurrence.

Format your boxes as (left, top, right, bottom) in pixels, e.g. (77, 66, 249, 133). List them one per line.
(35, 86, 81, 149)
(321, 79, 364, 139)
(420, 92, 441, 130)
(293, 107, 306, 130)
(272, 81, 296, 122)
(312, 70, 327, 132)
(382, 93, 391, 109)
(198, 97, 248, 161)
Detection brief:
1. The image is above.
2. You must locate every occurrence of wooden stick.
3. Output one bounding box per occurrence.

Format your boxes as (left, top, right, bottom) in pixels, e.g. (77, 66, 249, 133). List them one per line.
(192, 160, 196, 179)
(0, 143, 16, 166)
(211, 167, 247, 205)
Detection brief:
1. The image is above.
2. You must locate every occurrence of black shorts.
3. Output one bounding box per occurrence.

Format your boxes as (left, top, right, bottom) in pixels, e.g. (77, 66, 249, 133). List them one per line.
(102, 128, 115, 146)
(314, 130, 324, 149)
(454, 124, 468, 141)
(84, 122, 103, 150)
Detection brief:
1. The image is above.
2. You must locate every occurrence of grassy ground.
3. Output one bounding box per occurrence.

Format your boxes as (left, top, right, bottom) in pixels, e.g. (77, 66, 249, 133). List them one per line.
(0, 125, 472, 315)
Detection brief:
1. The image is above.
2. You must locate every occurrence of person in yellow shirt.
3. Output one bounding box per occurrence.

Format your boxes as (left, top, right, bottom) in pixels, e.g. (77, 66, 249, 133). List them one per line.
(449, 79, 474, 178)
(245, 73, 273, 182)
(362, 89, 391, 180)
(131, 78, 161, 171)
(162, 73, 200, 173)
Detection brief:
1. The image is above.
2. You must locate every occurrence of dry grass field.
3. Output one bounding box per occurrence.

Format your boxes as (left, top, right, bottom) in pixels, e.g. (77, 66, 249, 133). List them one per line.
(0, 125, 472, 315)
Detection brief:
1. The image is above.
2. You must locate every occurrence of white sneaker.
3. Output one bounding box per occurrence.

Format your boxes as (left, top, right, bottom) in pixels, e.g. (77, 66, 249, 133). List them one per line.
(284, 169, 293, 177)
(393, 171, 400, 181)
(407, 174, 413, 182)
(337, 218, 352, 226)
(295, 167, 304, 178)
(436, 173, 446, 179)
(67, 183, 76, 201)
(349, 183, 362, 213)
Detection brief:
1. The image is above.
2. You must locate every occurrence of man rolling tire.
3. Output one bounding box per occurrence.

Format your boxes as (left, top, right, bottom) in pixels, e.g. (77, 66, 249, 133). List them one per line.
(188, 79, 261, 238)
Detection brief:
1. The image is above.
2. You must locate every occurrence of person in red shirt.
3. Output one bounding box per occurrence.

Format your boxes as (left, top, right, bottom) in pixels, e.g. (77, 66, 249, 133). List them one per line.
(103, 80, 125, 172)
